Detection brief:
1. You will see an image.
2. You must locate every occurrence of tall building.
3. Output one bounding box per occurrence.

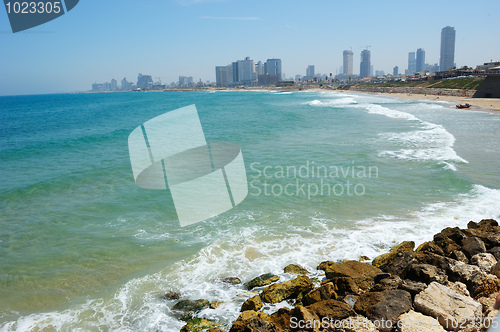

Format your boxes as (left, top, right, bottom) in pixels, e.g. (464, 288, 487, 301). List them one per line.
(359, 49, 370, 78)
(232, 57, 257, 85)
(259, 59, 282, 85)
(416, 48, 425, 73)
(179, 76, 193, 87)
(408, 52, 416, 75)
(393, 66, 399, 76)
(343, 50, 353, 75)
(216, 66, 229, 86)
(440, 26, 456, 71)
(110, 79, 118, 91)
(137, 73, 153, 89)
(255, 61, 264, 75)
(264, 59, 282, 76)
(306, 65, 315, 80)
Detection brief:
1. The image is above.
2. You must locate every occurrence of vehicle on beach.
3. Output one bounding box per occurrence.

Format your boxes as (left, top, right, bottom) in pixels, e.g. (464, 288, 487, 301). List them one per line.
(456, 103, 471, 109)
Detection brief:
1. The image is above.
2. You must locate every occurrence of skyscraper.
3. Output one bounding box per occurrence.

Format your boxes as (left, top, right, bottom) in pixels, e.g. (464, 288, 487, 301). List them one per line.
(359, 49, 370, 78)
(440, 26, 456, 71)
(393, 66, 399, 76)
(408, 52, 416, 75)
(264, 59, 282, 76)
(306, 65, 315, 80)
(416, 48, 425, 73)
(343, 50, 353, 75)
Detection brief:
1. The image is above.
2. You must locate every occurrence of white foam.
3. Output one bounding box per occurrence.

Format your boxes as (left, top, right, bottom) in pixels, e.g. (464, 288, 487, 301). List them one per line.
(4, 185, 500, 332)
(364, 104, 419, 121)
(305, 97, 357, 107)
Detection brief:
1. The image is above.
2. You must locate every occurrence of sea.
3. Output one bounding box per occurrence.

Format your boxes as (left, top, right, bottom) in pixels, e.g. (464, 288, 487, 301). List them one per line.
(1, 90, 499, 331)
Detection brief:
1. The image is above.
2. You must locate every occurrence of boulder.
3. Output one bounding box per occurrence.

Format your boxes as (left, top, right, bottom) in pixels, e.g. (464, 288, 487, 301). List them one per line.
(268, 308, 292, 331)
(161, 291, 181, 300)
(317, 261, 335, 271)
(471, 253, 497, 272)
(173, 299, 210, 313)
(260, 275, 314, 304)
(353, 289, 412, 331)
(220, 277, 242, 285)
(406, 264, 448, 285)
(304, 299, 356, 321)
(241, 295, 263, 312)
(372, 251, 415, 278)
(461, 237, 486, 259)
(488, 247, 500, 261)
(246, 273, 279, 290)
(413, 282, 482, 331)
(284, 264, 309, 275)
(210, 301, 222, 309)
(446, 259, 483, 285)
(400, 279, 427, 299)
(327, 276, 360, 295)
(477, 293, 499, 326)
(415, 241, 445, 256)
(491, 262, 500, 278)
(229, 311, 277, 332)
(181, 318, 221, 332)
(433, 227, 467, 255)
(291, 306, 321, 331)
(390, 241, 415, 253)
(324, 260, 382, 289)
(468, 219, 500, 233)
(469, 272, 500, 298)
(370, 275, 402, 292)
(449, 250, 468, 264)
(397, 310, 445, 332)
(302, 282, 337, 306)
(444, 281, 470, 297)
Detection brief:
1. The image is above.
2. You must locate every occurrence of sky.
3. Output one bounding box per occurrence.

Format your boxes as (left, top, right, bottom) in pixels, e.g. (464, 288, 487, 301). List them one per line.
(0, 0, 499, 95)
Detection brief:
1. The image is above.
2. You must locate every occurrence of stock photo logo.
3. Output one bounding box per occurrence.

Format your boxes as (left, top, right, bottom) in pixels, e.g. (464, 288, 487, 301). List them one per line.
(3, 0, 79, 33)
(128, 105, 248, 227)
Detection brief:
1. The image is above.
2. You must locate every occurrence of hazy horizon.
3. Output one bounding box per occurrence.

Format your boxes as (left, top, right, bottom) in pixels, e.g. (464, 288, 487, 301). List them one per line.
(1, 0, 499, 96)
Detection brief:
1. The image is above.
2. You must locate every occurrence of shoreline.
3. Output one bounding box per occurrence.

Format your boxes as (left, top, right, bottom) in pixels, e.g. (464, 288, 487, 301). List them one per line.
(176, 219, 500, 332)
(351, 90, 500, 113)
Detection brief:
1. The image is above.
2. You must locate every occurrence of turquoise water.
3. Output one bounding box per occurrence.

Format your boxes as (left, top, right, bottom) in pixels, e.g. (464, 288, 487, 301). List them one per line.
(1, 91, 499, 331)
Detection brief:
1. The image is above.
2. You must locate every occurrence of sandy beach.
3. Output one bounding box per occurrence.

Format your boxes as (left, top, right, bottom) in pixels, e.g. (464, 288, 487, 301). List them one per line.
(366, 91, 500, 112)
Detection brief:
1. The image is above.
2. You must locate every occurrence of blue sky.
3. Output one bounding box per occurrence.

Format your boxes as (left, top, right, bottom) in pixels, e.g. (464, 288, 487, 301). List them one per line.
(1, 0, 499, 95)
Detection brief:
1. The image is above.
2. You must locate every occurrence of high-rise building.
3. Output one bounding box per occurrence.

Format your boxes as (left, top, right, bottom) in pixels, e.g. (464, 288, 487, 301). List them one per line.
(408, 52, 416, 75)
(231, 57, 257, 85)
(111, 79, 118, 91)
(137, 73, 153, 89)
(393, 66, 399, 76)
(179, 76, 193, 87)
(343, 50, 353, 75)
(259, 59, 282, 85)
(306, 65, 315, 80)
(264, 59, 282, 76)
(255, 61, 264, 75)
(440, 26, 456, 71)
(359, 49, 370, 78)
(416, 48, 425, 73)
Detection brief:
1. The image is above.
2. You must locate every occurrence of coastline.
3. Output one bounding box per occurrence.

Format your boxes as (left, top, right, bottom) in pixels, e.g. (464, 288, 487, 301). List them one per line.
(352, 90, 500, 113)
(176, 219, 500, 332)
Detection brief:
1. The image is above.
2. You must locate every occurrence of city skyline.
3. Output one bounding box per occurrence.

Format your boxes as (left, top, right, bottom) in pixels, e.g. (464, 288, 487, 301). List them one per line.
(1, 0, 499, 95)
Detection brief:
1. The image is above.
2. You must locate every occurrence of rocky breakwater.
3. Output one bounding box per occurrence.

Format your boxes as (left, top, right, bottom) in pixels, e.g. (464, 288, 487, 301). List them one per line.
(171, 220, 500, 331)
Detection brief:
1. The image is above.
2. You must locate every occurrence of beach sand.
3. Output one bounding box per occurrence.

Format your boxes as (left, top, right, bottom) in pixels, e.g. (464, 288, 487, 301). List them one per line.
(365, 92, 500, 112)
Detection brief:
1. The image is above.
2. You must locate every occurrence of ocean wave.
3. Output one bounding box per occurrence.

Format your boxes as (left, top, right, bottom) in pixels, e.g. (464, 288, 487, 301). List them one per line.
(305, 97, 357, 107)
(3, 185, 500, 332)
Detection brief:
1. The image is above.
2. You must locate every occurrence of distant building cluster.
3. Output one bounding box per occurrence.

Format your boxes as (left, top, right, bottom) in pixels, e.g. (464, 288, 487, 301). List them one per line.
(90, 26, 498, 92)
(92, 73, 202, 91)
(215, 57, 283, 87)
